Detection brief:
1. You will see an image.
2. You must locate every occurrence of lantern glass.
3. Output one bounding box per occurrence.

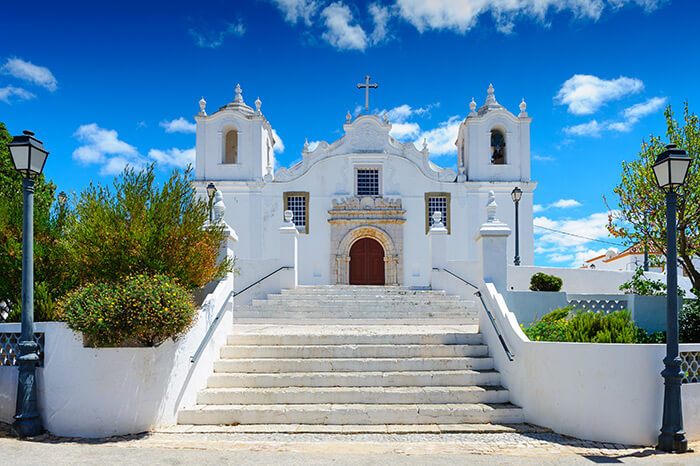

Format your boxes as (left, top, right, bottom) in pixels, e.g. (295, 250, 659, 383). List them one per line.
(670, 158, 691, 186)
(653, 144, 691, 189)
(8, 131, 49, 177)
(511, 187, 523, 203)
(9, 144, 29, 174)
(207, 183, 216, 198)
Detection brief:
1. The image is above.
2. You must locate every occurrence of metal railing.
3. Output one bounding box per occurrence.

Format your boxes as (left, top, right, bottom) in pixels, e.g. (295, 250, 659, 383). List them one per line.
(190, 266, 293, 364)
(432, 267, 514, 361)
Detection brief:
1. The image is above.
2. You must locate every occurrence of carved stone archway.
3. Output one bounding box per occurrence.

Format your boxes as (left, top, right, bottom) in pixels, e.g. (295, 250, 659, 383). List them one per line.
(335, 226, 399, 285)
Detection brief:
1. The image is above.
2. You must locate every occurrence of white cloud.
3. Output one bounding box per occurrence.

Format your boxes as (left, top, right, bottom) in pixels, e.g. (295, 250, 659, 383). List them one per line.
(415, 115, 461, 156)
(0, 86, 35, 103)
(1, 58, 57, 91)
(369, 3, 391, 44)
(160, 117, 196, 133)
(72, 123, 144, 175)
(556, 74, 643, 115)
(394, 0, 660, 34)
(147, 147, 195, 169)
(533, 204, 545, 213)
(564, 96, 667, 137)
(306, 140, 321, 152)
(532, 154, 555, 162)
(390, 122, 421, 139)
(321, 2, 368, 51)
(189, 20, 245, 48)
(270, 0, 318, 25)
(272, 129, 285, 153)
(551, 199, 582, 209)
(575, 247, 609, 265)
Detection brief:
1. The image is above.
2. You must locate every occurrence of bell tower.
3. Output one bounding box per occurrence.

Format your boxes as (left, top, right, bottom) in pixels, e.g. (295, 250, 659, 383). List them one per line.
(195, 84, 276, 182)
(455, 84, 531, 182)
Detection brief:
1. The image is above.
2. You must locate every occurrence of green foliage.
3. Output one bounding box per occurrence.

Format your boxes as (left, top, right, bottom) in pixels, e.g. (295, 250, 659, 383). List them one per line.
(565, 310, 637, 343)
(636, 327, 667, 343)
(0, 122, 67, 312)
(680, 299, 700, 343)
(5, 282, 59, 322)
(539, 306, 572, 323)
(619, 267, 669, 296)
(59, 274, 196, 347)
(608, 102, 700, 292)
(529, 273, 563, 292)
(61, 164, 233, 291)
(523, 308, 570, 342)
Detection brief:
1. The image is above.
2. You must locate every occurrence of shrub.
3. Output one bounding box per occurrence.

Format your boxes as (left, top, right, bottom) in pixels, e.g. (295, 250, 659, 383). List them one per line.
(619, 267, 669, 296)
(61, 164, 233, 291)
(680, 299, 700, 343)
(529, 273, 563, 292)
(59, 274, 196, 347)
(5, 282, 58, 322)
(636, 328, 666, 343)
(565, 310, 637, 343)
(540, 306, 572, 323)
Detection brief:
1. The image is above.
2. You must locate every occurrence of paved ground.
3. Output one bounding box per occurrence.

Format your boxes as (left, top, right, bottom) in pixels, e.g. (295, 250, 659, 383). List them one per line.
(2, 422, 700, 465)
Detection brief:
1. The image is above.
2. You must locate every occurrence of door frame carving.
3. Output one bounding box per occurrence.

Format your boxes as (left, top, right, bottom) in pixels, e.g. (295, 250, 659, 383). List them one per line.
(336, 226, 398, 285)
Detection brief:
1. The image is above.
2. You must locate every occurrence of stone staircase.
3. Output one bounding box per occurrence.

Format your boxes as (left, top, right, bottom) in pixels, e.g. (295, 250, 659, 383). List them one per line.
(177, 286, 525, 431)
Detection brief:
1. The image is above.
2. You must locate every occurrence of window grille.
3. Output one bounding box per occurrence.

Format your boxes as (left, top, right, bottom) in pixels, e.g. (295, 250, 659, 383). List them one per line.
(284, 192, 309, 233)
(425, 193, 450, 234)
(356, 168, 380, 196)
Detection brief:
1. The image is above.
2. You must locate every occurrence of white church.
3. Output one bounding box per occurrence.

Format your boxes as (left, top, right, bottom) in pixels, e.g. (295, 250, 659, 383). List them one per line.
(194, 80, 535, 288)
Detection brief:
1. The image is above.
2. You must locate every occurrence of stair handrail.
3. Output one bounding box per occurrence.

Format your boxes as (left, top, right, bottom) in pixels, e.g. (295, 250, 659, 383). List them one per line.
(190, 266, 293, 364)
(432, 267, 514, 361)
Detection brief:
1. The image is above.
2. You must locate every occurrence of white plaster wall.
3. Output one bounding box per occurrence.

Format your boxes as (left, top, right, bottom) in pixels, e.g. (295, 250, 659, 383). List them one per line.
(476, 282, 700, 446)
(0, 273, 233, 438)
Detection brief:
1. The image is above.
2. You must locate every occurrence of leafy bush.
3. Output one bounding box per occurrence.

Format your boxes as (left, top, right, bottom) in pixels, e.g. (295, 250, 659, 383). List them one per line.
(5, 282, 59, 322)
(636, 328, 666, 343)
(565, 310, 637, 343)
(59, 274, 195, 347)
(680, 299, 700, 343)
(529, 273, 563, 292)
(619, 267, 669, 296)
(540, 306, 572, 323)
(61, 165, 233, 292)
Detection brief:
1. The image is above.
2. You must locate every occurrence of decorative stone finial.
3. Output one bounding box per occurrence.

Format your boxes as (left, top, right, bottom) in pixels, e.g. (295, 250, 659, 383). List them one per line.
(469, 98, 477, 115)
(213, 190, 226, 222)
(284, 209, 294, 225)
(264, 163, 273, 182)
(422, 138, 429, 153)
(303, 138, 310, 152)
(255, 96, 262, 113)
(518, 98, 528, 118)
(346, 110, 352, 123)
(382, 112, 389, 123)
(486, 190, 498, 223)
(432, 210, 443, 228)
(199, 96, 207, 116)
(486, 84, 496, 105)
(234, 83, 243, 103)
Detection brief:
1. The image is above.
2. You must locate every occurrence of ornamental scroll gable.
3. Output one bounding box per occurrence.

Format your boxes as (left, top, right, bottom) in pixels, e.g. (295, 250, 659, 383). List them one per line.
(275, 114, 456, 182)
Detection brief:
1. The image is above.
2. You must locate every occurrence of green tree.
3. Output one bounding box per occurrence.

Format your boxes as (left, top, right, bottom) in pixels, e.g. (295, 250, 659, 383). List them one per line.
(61, 164, 233, 290)
(0, 122, 66, 312)
(608, 103, 700, 294)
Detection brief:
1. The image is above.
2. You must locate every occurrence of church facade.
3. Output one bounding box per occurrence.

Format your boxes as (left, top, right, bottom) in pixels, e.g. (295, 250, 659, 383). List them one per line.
(194, 82, 536, 288)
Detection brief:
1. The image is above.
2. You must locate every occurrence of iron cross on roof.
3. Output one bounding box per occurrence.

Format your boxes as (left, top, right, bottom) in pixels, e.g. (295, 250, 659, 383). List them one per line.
(357, 75, 378, 113)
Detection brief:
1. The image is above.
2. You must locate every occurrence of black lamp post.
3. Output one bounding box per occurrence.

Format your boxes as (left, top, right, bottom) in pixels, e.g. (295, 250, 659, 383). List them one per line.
(8, 130, 49, 438)
(652, 143, 691, 453)
(206, 183, 216, 223)
(511, 187, 522, 266)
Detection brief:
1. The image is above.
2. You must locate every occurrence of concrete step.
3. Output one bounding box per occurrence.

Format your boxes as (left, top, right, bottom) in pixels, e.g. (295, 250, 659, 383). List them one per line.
(196, 385, 510, 405)
(233, 311, 478, 321)
(213, 357, 494, 373)
(250, 300, 472, 310)
(207, 369, 501, 388)
(220, 343, 489, 359)
(226, 331, 483, 346)
(265, 295, 465, 303)
(177, 402, 524, 425)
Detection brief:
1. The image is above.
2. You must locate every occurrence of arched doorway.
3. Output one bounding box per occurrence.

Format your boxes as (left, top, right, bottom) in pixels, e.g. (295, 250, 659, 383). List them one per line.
(349, 238, 385, 285)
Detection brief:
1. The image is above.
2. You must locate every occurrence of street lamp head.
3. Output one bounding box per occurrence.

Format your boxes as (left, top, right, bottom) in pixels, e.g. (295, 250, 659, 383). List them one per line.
(511, 186, 523, 203)
(57, 191, 67, 206)
(8, 131, 49, 178)
(653, 144, 691, 191)
(206, 182, 217, 199)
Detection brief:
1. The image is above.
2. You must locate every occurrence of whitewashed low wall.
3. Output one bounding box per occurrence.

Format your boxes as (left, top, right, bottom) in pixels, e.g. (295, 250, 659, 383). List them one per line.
(478, 281, 700, 446)
(508, 265, 694, 295)
(0, 273, 233, 438)
(235, 258, 293, 306)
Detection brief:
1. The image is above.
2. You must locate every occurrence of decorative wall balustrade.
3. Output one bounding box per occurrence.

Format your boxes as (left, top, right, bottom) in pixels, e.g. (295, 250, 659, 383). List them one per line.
(0, 332, 45, 367)
(567, 299, 627, 314)
(681, 351, 700, 384)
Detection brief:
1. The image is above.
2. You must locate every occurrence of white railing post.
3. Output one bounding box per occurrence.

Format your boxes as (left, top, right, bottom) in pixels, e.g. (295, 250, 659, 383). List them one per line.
(428, 211, 448, 286)
(279, 210, 298, 289)
(474, 191, 511, 291)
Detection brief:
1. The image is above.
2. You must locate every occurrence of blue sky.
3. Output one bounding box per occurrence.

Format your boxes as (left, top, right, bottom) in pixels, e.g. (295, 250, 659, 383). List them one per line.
(2, 0, 698, 267)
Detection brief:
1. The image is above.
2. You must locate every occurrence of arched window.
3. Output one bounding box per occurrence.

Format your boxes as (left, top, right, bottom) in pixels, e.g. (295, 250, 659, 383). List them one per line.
(490, 129, 505, 165)
(224, 128, 238, 164)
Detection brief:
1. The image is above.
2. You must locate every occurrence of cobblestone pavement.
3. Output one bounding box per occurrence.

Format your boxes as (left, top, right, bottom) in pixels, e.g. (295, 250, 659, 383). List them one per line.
(2, 423, 700, 465)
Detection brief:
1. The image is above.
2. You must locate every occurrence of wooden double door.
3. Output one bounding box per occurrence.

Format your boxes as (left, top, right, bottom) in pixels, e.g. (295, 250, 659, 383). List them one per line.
(349, 238, 385, 285)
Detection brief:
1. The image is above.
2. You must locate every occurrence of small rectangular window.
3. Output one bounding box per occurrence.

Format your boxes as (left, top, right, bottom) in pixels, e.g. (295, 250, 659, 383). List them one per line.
(425, 193, 451, 234)
(283, 192, 309, 234)
(356, 168, 380, 196)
